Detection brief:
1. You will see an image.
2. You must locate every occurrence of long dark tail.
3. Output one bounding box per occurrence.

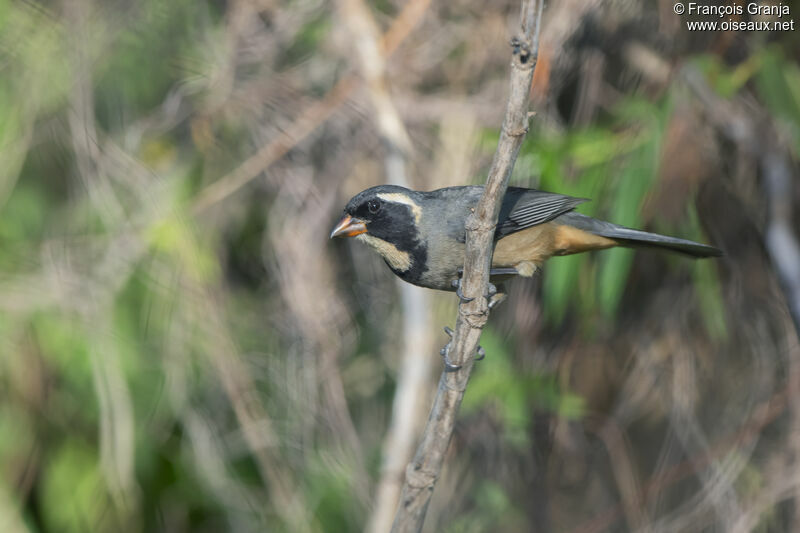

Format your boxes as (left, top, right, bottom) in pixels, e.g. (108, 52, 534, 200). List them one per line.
(560, 212, 722, 258)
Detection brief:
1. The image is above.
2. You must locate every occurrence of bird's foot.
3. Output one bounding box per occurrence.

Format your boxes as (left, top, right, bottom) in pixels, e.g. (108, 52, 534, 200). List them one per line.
(450, 276, 499, 306)
(488, 291, 506, 310)
(440, 326, 486, 372)
(451, 277, 474, 303)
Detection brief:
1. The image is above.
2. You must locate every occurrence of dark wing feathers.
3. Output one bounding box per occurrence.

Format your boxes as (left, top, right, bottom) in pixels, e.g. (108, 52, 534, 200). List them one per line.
(495, 188, 588, 238)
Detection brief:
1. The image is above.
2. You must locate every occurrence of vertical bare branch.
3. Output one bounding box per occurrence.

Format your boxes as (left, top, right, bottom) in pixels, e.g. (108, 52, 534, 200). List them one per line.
(391, 1, 544, 531)
(762, 148, 800, 334)
(336, 1, 435, 531)
(761, 146, 800, 527)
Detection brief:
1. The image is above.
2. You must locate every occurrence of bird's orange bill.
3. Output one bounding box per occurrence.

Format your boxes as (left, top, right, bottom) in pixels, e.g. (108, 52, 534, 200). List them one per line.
(330, 215, 367, 238)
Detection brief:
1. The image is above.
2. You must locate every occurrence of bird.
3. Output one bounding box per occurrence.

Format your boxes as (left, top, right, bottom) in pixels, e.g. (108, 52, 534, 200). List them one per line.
(331, 184, 720, 291)
(330, 184, 721, 369)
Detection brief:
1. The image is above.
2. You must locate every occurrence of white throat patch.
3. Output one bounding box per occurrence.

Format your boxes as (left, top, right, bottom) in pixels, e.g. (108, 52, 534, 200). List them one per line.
(376, 192, 422, 224)
(356, 234, 412, 272)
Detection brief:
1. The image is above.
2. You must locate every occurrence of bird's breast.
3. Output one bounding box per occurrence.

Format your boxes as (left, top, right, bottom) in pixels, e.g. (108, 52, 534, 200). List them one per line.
(413, 236, 465, 291)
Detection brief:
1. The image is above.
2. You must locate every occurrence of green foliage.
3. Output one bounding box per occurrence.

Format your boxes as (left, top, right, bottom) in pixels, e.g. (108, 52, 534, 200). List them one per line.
(512, 96, 673, 324)
(444, 480, 526, 533)
(686, 206, 728, 340)
(494, 85, 733, 336)
(700, 47, 800, 155)
(0, 2, 72, 115)
(34, 313, 96, 407)
(0, 185, 48, 244)
(147, 215, 220, 283)
(694, 54, 760, 98)
(41, 442, 108, 533)
(96, 0, 210, 117)
(754, 47, 800, 154)
(280, 14, 332, 70)
(306, 453, 362, 533)
(463, 328, 584, 449)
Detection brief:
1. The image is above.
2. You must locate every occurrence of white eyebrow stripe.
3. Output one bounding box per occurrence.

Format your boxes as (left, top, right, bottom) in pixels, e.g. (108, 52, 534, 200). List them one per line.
(377, 192, 422, 224)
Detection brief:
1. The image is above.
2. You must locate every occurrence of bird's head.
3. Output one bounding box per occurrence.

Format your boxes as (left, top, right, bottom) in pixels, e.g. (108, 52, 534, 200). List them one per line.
(330, 185, 424, 273)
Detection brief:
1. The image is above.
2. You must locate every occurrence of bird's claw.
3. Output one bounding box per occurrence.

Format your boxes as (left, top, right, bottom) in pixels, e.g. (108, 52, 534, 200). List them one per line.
(487, 283, 497, 297)
(451, 277, 498, 306)
(451, 278, 474, 303)
(444, 359, 462, 373)
(440, 326, 486, 371)
(441, 326, 461, 371)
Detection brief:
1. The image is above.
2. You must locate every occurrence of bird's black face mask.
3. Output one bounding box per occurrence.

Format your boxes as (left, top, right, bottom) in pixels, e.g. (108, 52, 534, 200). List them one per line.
(331, 191, 418, 243)
(330, 189, 428, 280)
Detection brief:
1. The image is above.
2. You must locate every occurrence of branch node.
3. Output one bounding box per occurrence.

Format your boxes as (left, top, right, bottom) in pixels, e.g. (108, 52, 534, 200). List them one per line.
(510, 36, 531, 63)
(465, 212, 496, 232)
(463, 311, 489, 328)
(404, 463, 437, 489)
(503, 123, 530, 137)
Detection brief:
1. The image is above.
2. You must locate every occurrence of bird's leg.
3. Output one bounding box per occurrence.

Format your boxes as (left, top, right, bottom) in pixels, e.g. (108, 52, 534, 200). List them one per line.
(440, 326, 486, 372)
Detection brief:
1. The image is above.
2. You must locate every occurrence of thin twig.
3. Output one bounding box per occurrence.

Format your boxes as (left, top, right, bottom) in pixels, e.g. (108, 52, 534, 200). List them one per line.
(390, 1, 544, 531)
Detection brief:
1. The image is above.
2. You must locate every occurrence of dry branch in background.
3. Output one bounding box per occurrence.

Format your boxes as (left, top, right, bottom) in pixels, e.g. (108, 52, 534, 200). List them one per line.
(335, 1, 435, 532)
(391, 1, 544, 531)
(763, 149, 800, 334)
(190, 0, 432, 214)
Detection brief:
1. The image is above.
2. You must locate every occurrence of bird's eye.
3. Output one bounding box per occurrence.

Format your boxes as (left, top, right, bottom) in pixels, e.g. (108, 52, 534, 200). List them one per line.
(367, 199, 382, 214)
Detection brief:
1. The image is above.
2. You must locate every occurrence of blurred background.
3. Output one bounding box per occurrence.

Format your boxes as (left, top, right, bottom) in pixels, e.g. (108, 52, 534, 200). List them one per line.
(1, 0, 800, 531)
